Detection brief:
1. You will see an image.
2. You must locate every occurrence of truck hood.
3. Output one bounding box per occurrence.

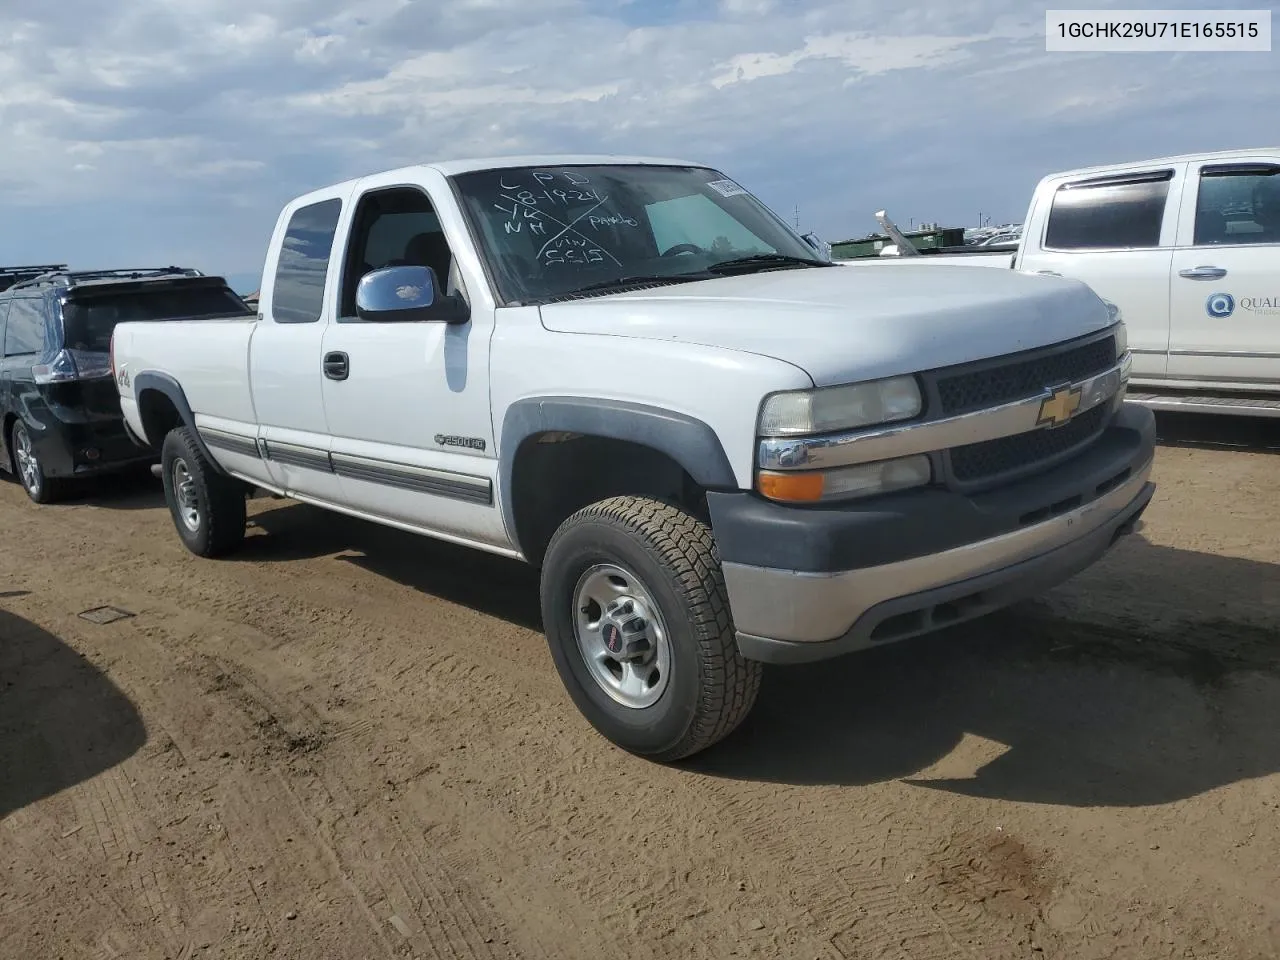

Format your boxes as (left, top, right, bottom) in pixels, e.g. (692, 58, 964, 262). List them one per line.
(537, 265, 1112, 386)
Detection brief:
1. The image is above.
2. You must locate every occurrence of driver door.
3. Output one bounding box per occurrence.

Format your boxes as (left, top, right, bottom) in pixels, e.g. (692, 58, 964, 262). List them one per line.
(319, 169, 507, 548)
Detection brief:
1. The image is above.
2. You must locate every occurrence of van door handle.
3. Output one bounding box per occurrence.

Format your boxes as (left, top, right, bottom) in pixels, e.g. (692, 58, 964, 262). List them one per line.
(323, 351, 349, 381)
(1178, 266, 1227, 281)
(1035, 269, 1061, 276)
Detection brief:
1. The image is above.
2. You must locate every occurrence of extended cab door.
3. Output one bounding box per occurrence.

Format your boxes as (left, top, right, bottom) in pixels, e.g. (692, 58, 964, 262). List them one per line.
(1018, 164, 1185, 380)
(317, 169, 508, 549)
(249, 187, 352, 501)
(1167, 158, 1280, 387)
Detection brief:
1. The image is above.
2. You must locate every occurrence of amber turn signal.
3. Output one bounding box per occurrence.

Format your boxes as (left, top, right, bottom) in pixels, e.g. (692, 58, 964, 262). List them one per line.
(756, 470, 824, 503)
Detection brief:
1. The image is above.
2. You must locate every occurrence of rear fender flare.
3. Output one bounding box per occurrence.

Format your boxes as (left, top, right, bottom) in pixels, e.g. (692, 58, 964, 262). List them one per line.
(132, 372, 229, 476)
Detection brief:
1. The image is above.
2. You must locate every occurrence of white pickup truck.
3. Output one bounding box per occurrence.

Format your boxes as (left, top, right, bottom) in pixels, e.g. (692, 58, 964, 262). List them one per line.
(849, 148, 1280, 418)
(110, 154, 1156, 761)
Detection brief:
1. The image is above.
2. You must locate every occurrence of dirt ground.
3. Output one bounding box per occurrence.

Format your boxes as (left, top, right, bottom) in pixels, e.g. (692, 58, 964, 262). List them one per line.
(2, 413, 1278, 960)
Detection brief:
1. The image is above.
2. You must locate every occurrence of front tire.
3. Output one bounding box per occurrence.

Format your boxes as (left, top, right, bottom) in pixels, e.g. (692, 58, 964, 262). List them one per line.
(540, 496, 761, 762)
(10, 420, 63, 504)
(160, 426, 246, 557)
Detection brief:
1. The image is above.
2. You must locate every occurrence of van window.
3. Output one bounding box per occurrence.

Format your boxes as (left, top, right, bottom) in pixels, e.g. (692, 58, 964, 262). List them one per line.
(1045, 173, 1172, 250)
(4, 298, 48, 357)
(272, 198, 343, 324)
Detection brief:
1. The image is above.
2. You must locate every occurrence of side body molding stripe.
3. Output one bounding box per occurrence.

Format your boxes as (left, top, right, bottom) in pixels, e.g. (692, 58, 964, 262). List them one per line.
(196, 430, 495, 506)
(200, 428, 262, 459)
(498, 396, 738, 554)
(330, 452, 493, 505)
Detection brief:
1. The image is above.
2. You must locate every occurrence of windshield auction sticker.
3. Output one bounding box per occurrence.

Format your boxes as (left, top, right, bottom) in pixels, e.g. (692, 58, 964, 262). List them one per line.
(1046, 9, 1271, 51)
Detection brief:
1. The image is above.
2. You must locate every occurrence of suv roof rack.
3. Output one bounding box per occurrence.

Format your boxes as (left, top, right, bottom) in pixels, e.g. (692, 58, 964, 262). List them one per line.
(0, 264, 69, 293)
(6, 266, 204, 293)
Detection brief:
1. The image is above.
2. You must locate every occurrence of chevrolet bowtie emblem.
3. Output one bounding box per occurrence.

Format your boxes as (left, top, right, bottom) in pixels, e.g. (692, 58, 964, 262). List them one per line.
(1037, 385, 1082, 428)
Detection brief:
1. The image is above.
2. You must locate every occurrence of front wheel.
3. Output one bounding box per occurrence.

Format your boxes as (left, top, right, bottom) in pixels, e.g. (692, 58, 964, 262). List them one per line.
(160, 426, 246, 557)
(540, 496, 761, 761)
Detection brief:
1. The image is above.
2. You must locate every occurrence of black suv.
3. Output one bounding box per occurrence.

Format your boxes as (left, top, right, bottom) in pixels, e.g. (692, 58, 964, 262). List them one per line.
(0, 266, 253, 503)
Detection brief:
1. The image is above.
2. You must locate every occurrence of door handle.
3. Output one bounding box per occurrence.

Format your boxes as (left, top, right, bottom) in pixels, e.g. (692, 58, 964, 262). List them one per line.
(1035, 269, 1061, 276)
(1178, 266, 1227, 281)
(323, 351, 349, 381)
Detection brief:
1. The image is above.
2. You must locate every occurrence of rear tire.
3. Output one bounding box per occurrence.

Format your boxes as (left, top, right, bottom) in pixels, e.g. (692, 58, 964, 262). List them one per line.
(161, 426, 246, 557)
(10, 420, 63, 504)
(540, 496, 761, 762)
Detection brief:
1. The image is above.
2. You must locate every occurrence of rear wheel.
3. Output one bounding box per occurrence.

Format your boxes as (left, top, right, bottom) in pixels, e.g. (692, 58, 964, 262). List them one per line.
(10, 420, 63, 504)
(160, 426, 246, 557)
(540, 496, 761, 762)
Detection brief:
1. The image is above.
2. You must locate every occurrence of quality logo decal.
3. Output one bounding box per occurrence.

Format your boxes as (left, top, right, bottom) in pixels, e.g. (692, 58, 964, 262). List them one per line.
(1239, 295, 1280, 316)
(1206, 292, 1235, 318)
(1207, 292, 1280, 318)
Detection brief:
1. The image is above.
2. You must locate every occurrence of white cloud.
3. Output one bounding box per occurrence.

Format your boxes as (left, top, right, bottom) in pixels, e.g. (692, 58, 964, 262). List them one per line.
(0, 0, 1271, 278)
(711, 30, 996, 87)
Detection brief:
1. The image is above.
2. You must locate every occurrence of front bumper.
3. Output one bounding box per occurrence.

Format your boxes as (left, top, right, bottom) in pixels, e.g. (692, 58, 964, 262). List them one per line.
(708, 402, 1157, 664)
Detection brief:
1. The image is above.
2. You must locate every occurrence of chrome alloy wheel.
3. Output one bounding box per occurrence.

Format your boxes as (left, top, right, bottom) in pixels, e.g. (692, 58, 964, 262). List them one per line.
(13, 424, 41, 497)
(572, 563, 672, 709)
(172, 457, 201, 532)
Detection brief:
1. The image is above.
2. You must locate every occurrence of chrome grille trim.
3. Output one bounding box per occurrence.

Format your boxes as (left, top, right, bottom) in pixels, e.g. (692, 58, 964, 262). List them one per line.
(758, 353, 1130, 473)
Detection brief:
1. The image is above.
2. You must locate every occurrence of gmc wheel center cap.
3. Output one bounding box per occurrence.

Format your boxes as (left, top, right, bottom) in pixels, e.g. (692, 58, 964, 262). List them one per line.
(599, 600, 653, 663)
(603, 620, 625, 656)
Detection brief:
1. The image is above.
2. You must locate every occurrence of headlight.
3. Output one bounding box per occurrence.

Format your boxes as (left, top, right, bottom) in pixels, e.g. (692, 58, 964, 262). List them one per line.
(1112, 318, 1128, 359)
(757, 454, 932, 504)
(759, 375, 922, 437)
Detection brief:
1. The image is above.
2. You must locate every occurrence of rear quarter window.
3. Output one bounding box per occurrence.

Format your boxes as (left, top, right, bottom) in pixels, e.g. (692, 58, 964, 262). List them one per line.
(272, 198, 343, 324)
(3, 298, 49, 357)
(1045, 172, 1172, 250)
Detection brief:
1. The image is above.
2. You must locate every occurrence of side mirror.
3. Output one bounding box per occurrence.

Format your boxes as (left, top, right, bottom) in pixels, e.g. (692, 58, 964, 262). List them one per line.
(355, 265, 468, 324)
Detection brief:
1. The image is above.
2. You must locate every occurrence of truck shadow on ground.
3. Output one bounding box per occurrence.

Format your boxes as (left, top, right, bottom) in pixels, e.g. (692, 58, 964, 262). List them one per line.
(1155, 411, 1280, 453)
(15, 465, 167, 511)
(241, 503, 543, 631)
(690, 534, 1280, 807)
(241, 502, 1280, 809)
(0, 605, 147, 819)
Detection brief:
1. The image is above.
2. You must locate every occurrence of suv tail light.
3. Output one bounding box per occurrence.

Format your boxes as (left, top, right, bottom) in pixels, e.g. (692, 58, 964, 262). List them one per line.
(32, 348, 112, 384)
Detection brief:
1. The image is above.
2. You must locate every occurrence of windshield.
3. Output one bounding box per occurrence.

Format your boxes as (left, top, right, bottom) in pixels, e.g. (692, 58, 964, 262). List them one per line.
(451, 164, 823, 304)
(61, 285, 250, 352)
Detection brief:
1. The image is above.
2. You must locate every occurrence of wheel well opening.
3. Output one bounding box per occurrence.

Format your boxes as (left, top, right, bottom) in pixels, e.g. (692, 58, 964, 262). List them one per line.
(137, 389, 183, 450)
(510, 433, 710, 567)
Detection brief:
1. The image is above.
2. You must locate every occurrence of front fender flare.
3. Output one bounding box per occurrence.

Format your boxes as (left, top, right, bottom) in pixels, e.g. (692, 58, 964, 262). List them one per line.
(498, 397, 738, 554)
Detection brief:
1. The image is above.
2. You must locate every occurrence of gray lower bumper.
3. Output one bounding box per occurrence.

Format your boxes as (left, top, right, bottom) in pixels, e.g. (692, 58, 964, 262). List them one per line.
(726, 459, 1155, 664)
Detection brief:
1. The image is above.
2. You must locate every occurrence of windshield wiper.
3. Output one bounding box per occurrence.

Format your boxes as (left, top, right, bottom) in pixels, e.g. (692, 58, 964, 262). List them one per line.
(706, 253, 830, 274)
(565, 273, 714, 296)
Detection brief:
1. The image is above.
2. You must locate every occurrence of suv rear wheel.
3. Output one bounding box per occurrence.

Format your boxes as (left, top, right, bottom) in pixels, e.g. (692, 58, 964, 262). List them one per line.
(539, 496, 761, 761)
(10, 420, 63, 504)
(161, 426, 246, 557)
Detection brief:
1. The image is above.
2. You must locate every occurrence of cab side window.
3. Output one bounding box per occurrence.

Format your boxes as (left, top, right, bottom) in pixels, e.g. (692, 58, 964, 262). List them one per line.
(1045, 171, 1172, 250)
(4, 298, 48, 357)
(339, 187, 460, 318)
(1194, 165, 1280, 246)
(272, 198, 343, 324)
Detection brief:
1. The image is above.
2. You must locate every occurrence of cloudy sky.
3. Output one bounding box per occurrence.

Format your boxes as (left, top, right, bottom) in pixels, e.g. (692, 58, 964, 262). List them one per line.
(0, 0, 1273, 292)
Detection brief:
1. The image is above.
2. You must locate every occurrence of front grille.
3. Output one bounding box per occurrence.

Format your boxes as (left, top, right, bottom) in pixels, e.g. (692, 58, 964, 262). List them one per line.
(949, 403, 1108, 483)
(935, 335, 1115, 415)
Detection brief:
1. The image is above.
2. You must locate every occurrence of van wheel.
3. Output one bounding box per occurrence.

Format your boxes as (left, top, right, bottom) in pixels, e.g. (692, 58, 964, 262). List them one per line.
(540, 496, 761, 762)
(11, 420, 63, 504)
(161, 426, 246, 557)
